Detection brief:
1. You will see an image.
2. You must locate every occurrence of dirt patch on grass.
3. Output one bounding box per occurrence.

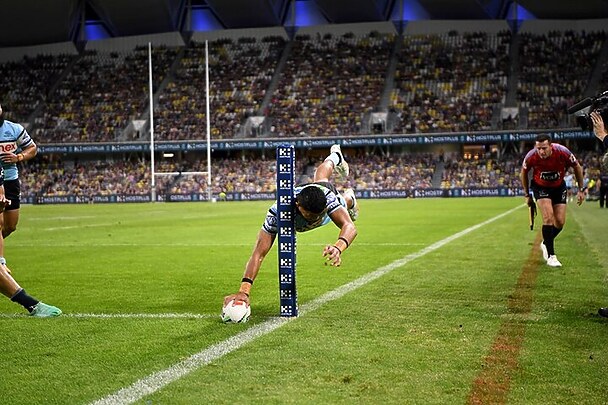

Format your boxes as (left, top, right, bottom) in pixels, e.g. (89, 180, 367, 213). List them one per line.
(467, 233, 542, 405)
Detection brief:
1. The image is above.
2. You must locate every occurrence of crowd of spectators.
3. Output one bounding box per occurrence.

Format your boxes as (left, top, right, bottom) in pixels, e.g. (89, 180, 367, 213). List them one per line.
(154, 37, 286, 141)
(2, 28, 607, 144)
(32, 47, 178, 143)
(0, 54, 75, 123)
(17, 151, 574, 199)
(440, 155, 520, 189)
(266, 31, 394, 137)
(518, 30, 606, 129)
(21, 158, 151, 197)
(390, 31, 510, 134)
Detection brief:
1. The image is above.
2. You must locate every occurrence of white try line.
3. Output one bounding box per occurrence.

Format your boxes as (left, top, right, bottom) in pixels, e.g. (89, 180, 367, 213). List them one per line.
(0, 312, 218, 319)
(91, 205, 524, 405)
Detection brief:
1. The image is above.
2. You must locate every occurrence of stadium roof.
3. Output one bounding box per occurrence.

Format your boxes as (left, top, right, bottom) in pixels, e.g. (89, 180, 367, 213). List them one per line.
(2, 0, 608, 47)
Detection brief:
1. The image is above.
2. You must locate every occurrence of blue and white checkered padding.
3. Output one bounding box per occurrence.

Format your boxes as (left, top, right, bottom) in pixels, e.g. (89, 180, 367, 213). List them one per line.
(276, 145, 298, 317)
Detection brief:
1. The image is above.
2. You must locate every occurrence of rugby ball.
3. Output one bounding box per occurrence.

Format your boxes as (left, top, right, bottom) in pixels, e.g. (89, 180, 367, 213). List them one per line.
(221, 299, 251, 323)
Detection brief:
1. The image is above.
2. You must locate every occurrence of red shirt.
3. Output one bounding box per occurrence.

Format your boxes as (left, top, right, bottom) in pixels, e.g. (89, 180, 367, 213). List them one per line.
(522, 143, 578, 188)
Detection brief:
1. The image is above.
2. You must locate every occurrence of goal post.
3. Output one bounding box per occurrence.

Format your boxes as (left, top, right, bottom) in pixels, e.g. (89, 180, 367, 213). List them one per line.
(147, 40, 213, 202)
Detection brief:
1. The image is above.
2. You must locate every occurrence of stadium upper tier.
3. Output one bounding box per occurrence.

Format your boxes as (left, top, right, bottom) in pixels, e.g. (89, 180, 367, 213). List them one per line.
(1, 25, 607, 144)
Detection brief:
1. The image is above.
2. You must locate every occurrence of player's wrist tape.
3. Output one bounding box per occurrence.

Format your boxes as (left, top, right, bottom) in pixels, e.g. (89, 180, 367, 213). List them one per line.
(332, 245, 342, 254)
(241, 277, 254, 285)
(338, 237, 349, 248)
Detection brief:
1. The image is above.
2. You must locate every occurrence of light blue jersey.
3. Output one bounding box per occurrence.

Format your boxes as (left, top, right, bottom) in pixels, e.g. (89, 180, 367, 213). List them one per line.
(0, 120, 34, 180)
(262, 183, 347, 234)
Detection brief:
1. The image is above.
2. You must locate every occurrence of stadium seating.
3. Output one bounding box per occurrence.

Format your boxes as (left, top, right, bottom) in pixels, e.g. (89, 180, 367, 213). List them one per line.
(3, 28, 607, 142)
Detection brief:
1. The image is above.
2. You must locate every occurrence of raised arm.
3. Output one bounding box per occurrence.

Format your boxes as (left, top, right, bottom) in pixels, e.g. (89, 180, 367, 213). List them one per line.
(323, 207, 357, 267)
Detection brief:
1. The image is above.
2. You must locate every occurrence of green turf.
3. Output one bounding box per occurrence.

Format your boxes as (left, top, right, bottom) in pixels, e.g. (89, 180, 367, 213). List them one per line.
(0, 198, 606, 404)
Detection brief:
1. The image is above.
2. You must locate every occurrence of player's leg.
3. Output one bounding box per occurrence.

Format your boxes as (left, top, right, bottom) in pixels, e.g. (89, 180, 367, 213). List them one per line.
(2, 209, 19, 238)
(2, 179, 21, 238)
(342, 188, 359, 221)
(542, 187, 567, 267)
(0, 262, 21, 298)
(314, 144, 349, 182)
(536, 198, 558, 264)
(0, 261, 61, 317)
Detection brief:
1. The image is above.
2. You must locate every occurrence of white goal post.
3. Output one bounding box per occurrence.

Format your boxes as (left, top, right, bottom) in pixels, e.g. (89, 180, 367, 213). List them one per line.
(147, 41, 213, 202)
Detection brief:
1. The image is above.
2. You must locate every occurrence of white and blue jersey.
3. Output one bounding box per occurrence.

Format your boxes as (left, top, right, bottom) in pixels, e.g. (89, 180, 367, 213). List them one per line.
(0, 120, 34, 180)
(262, 183, 346, 234)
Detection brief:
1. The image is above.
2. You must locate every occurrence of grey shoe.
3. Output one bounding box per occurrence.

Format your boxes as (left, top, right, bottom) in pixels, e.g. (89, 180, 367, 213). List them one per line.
(31, 302, 62, 318)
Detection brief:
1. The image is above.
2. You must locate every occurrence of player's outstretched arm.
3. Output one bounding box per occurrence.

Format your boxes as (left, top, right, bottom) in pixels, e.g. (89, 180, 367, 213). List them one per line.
(324, 208, 357, 267)
(224, 230, 276, 305)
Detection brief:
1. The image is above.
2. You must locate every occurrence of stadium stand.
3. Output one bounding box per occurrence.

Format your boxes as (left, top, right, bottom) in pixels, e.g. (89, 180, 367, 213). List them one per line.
(390, 31, 510, 134)
(154, 36, 286, 141)
(266, 31, 394, 137)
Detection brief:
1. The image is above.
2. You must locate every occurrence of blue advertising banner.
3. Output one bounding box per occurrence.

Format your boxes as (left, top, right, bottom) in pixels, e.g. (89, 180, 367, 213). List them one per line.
(36, 129, 592, 155)
(24, 187, 525, 205)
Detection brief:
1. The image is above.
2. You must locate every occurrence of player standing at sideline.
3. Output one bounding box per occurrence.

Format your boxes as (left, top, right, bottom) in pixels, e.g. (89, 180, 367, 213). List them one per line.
(0, 104, 37, 238)
(223, 145, 359, 306)
(520, 134, 585, 267)
(0, 165, 61, 317)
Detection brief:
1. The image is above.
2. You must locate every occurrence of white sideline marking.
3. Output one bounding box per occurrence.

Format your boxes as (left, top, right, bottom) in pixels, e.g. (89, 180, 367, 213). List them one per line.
(66, 313, 218, 319)
(91, 205, 523, 405)
(0, 313, 218, 319)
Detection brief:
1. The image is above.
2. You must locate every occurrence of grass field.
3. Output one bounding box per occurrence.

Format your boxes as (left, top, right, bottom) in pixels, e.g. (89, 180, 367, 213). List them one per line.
(0, 198, 607, 404)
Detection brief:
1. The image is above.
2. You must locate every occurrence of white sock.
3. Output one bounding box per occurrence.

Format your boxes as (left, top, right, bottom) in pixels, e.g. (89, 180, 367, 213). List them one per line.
(324, 153, 341, 167)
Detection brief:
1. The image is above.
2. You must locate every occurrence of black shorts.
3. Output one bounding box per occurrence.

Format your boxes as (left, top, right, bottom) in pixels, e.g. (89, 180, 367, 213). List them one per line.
(531, 181, 567, 205)
(4, 179, 21, 211)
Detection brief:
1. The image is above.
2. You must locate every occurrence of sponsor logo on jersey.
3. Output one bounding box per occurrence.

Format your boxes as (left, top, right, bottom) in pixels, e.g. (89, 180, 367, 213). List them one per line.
(0, 141, 17, 154)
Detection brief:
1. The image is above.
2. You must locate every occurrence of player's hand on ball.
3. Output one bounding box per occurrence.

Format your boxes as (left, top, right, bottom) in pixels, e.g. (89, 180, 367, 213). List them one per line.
(323, 244, 342, 267)
(223, 292, 249, 306)
(221, 298, 251, 323)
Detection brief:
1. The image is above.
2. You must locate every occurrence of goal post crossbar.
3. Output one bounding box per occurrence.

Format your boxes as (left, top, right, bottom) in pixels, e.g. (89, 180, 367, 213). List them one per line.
(153, 171, 209, 177)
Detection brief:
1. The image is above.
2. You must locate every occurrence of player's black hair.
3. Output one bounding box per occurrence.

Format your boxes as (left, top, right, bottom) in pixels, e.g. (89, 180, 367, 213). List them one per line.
(296, 186, 326, 214)
(535, 133, 551, 143)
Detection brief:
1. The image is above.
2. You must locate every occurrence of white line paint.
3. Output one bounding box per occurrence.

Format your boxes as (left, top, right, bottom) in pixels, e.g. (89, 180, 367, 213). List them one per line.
(28, 216, 97, 221)
(0, 312, 218, 319)
(44, 223, 116, 231)
(91, 205, 523, 405)
(67, 313, 218, 319)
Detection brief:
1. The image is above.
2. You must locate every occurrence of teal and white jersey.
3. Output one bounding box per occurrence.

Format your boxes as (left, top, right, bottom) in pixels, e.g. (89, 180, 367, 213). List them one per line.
(262, 183, 346, 234)
(0, 120, 34, 180)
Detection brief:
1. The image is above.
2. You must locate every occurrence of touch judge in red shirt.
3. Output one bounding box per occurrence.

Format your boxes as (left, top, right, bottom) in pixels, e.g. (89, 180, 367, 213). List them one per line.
(520, 134, 585, 267)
